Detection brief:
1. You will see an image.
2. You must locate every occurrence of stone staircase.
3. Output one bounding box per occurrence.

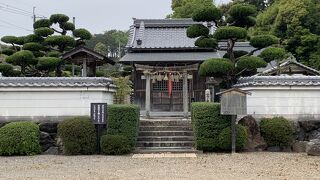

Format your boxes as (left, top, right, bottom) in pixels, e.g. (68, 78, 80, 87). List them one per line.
(136, 118, 196, 153)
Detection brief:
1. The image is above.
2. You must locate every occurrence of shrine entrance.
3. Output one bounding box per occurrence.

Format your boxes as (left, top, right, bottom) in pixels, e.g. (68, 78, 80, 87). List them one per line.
(135, 64, 198, 118)
(151, 79, 192, 112)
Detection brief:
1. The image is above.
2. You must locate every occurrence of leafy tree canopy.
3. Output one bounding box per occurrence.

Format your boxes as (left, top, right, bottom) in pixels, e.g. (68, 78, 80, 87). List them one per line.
(169, 0, 214, 18)
(253, 0, 320, 70)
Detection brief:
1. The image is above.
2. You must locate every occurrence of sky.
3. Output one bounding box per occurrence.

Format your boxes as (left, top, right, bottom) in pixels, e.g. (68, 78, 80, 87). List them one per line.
(0, 0, 230, 38)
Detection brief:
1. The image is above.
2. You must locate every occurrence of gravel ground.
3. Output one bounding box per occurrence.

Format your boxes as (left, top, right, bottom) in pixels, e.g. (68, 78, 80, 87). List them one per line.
(0, 152, 320, 180)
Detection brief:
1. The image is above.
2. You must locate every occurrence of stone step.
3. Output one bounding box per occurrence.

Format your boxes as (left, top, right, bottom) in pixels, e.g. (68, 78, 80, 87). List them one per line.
(139, 126, 192, 131)
(137, 136, 194, 141)
(140, 120, 191, 127)
(135, 147, 198, 154)
(138, 131, 193, 137)
(136, 141, 194, 148)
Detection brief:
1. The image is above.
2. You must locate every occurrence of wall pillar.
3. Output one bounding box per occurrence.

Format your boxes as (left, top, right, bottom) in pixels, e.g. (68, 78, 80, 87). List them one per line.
(145, 72, 151, 118)
(82, 60, 87, 77)
(183, 71, 188, 118)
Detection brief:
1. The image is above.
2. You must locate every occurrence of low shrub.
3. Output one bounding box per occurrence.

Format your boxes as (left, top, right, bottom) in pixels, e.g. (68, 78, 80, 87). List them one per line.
(107, 104, 140, 150)
(58, 117, 96, 155)
(100, 135, 131, 155)
(260, 117, 293, 147)
(0, 121, 41, 156)
(217, 125, 248, 151)
(191, 102, 231, 151)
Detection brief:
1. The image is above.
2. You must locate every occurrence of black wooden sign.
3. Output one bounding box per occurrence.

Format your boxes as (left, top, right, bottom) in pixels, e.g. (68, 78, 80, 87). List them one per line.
(90, 103, 107, 124)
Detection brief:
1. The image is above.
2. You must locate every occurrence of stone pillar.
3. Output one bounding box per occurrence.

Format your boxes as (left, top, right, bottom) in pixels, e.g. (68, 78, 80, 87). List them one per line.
(82, 60, 87, 77)
(145, 73, 151, 118)
(183, 71, 188, 118)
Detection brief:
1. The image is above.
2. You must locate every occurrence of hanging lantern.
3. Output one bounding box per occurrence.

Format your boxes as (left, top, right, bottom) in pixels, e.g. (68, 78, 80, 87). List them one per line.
(157, 73, 162, 81)
(152, 75, 156, 83)
(163, 73, 168, 81)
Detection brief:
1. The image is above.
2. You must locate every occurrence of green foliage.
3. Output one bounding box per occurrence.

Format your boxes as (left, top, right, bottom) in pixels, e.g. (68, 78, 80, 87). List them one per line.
(250, 35, 279, 49)
(34, 27, 54, 37)
(73, 28, 92, 40)
(214, 26, 247, 40)
(58, 117, 96, 155)
(47, 51, 61, 57)
(223, 50, 248, 59)
(260, 117, 294, 147)
(100, 135, 132, 155)
(23, 42, 43, 51)
(217, 125, 248, 151)
(37, 57, 63, 74)
(187, 24, 209, 38)
(1, 36, 24, 45)
(191, 102, 231, 151)
(195, 37, 217, 48)
(227, 4, 257, 28)
(236, 56, 267, 70)
(85, 30, 128, 59)
(94, 42, 107, 56)
(24, 34, 44, 43)
(113, 76, 132, 104)
(170, 0, 214, 18)
(50, 14, 69, 24)
(59, 22, 75, 31)
(0, 48, 15, 56)
(33, 19, 52, 29)
(192, 6, 221, 22)
(45, 35, 75, 51)
(0, 122, 41, 156)
(0, 64, 15, 77)
(107, 104, 140, 149)
(6, 50, 37, 75)
(259, 47, 287, 62)
(199, 58, 234, 77)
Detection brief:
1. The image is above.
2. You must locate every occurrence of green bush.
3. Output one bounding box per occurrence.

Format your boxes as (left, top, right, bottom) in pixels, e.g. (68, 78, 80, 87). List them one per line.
(260, 117, 293, 147)
(217, 125, 248, 151)
(58, 117, 96, 155)
(107, 104, 140, 150)
(100, 135, 131, 155)
(0, 122, 41, 156)
(191, 102, 231, 151)
(195, 37, 218, 48)
(187, 24, 209, 38)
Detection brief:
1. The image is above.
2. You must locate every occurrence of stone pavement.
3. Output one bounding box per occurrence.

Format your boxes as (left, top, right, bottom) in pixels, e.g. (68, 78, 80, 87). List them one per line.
(132, 153, 197, 158)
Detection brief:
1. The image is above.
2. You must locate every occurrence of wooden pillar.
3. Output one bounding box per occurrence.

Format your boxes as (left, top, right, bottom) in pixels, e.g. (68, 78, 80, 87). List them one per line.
(145, 72, 151, 118)
(72, 63, 75, 77)
(183, 71, 188, 118)
(82, 59, 87, 77)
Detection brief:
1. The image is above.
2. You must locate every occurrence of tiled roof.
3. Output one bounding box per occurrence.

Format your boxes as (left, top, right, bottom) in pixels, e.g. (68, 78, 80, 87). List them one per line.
(256, 59, 320, 76)
(0, 77, 115, 88)
(235, 76, 320, 87)
(120, 52, 221, 63)
(127, 19, 216, 49)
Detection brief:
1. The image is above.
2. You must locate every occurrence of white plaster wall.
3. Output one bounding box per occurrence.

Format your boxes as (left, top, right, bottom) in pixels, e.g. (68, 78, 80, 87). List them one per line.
(241, 87, 320, 120)
(0, 87, 115, 120)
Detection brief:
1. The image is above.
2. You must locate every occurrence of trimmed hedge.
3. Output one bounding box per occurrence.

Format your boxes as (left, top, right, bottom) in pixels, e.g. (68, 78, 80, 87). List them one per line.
(0, 122, 41, 156)
(107, 104, 140, 150)
(260, 117, 293, 147)
(100, 135, 131, 155)
(218, 125, 248, 151)
(191, 102, 231, 151)
(58, 117, 96, 155)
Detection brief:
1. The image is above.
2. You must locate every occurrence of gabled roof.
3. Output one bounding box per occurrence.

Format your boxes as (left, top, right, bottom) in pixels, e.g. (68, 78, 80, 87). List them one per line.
(257, 58, 320, 76)
(61, 46, 115, 65)
(126, 18, 216, 50)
